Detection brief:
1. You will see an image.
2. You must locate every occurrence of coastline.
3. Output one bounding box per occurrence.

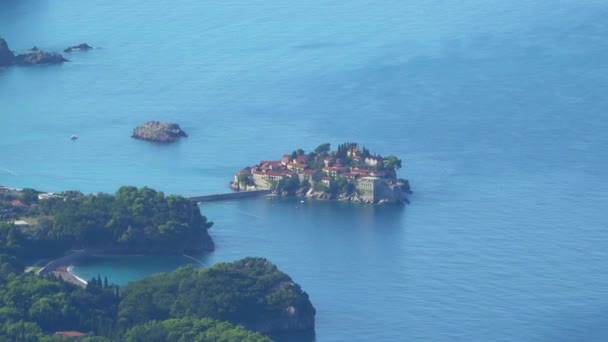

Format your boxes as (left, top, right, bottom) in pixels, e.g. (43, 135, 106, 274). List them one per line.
(67, 266, 89, 285)
(37, 249, 211, 288)
(50, 265, 88, 287)
(37, 249, 89, 288)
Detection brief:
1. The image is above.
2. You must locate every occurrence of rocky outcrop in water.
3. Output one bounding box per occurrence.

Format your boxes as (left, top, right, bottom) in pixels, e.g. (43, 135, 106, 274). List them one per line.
(0, 38, 14, 67)
(14, 50, 68, 65)
(0, 37, 68, 67)
(132, 121, 188, 143)
(64, 43, 93, 52)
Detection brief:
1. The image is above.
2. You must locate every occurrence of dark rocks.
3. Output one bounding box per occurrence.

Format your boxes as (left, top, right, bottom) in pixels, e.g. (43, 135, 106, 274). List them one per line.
(132, 121, 188, 143)
(0, 38, 14, 67)
(64, 43, 93, 52)
(0, 37, 68, 67)
(14, 50, 68, 65)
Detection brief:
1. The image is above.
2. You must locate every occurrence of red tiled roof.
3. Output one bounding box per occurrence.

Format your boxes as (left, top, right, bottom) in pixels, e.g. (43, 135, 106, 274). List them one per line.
(303, 170, 317, 175)
(287, 162, 307, 168)
(260, 160, 282, 166)
(10, 199, 24, 207)
(352, 168, 371, 175)
(322, 177, 332, 181)
(266, 171, 285, 177)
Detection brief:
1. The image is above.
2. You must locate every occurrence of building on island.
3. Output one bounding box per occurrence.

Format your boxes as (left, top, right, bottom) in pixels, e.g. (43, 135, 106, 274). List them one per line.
(230, 143, 410, 204)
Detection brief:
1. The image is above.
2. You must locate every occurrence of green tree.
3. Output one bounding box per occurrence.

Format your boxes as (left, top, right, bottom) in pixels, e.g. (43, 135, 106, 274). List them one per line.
(20, 188, 39, 205)
(314, 143, 331, 155)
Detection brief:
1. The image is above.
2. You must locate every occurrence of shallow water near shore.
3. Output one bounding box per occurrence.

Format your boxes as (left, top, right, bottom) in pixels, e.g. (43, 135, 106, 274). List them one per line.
(3, 0, 608, 341)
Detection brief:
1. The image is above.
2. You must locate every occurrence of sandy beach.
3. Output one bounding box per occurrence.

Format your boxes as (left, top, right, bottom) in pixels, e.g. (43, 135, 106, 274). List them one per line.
(51, 266, 87, 287)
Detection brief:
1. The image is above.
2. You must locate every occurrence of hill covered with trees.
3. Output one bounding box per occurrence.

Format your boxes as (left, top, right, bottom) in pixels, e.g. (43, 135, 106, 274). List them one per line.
(0, 186, 214, 258)
(119, 257, 316, 333)
(0, 183, 316, 340)
(0, 233, 311, 340)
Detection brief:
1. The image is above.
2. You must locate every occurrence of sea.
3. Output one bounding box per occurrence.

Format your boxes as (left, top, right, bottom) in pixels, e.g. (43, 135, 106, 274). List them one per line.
(2, 1, 608, 341)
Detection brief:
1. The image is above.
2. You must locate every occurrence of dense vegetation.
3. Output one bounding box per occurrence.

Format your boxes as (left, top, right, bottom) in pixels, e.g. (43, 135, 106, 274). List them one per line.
(0, 186, 214, 259)
(0, 273, 270, 341)
(0, 185, 315, 340)
(123, 317, 271, 342)
(0, 235, 292, 340)
(0, 264, 119, 341)
(119, 258, 315, 333)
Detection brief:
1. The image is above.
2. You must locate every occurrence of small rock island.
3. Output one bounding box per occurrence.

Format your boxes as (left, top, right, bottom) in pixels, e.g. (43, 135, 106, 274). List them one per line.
(132, 121, 188, 143)
(232, 142, 412, 204)
(64, 43, 93, 52)
(0, 37, 68, 67)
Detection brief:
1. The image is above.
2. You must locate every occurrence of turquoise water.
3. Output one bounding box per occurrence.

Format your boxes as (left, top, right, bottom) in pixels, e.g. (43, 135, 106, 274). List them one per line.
(2, 1, 608, 341)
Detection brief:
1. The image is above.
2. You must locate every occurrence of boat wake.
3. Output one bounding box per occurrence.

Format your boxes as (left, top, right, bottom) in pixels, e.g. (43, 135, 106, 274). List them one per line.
(0, 167, 17, 176)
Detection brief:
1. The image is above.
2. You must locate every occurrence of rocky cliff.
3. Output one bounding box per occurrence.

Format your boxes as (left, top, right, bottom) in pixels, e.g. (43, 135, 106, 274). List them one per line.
(132, 121, 188, 143)
(0, 38, 15, 67)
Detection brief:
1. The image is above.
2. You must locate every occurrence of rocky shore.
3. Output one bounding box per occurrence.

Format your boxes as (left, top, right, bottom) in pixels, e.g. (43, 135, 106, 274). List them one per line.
(291, 180, 411, 204)
(132, 121, 188, 143)
(1, 37, 68, 67)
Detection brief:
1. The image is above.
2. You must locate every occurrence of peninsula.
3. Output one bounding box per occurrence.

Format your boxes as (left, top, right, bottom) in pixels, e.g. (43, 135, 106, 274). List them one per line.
(231, 142, 412, 204)
(0, 185, 214, 256)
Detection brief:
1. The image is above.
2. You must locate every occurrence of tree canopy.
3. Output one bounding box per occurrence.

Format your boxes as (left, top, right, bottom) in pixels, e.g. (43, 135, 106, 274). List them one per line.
(6, 186, 215, 258)
(119, 257, 315, 333)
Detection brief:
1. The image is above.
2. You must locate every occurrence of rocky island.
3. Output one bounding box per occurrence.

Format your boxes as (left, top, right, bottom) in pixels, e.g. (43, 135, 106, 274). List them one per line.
(232, 142, 412, 204)
(64, 43, 93, 52)
(132, 121, 188, 143)
(0, 37, 68, 67)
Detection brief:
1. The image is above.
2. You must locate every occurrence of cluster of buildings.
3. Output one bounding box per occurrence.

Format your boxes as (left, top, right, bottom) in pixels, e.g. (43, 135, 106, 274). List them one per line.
(234, 148, 389, 189)
(232, 146, 410, 203)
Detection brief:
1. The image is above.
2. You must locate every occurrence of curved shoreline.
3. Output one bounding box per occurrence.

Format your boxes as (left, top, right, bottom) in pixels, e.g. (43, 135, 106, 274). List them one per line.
(37, 250, 89, 287)
(67, 266, 89, 285)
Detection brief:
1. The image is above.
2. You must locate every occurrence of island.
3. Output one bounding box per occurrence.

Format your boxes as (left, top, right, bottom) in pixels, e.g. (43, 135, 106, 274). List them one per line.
(131, 121, 188, 143)
(64, 43, 93, 52)
(0, 37, 68, 67)
(231, 142, 412, 204)
(0, 185, 315, 340)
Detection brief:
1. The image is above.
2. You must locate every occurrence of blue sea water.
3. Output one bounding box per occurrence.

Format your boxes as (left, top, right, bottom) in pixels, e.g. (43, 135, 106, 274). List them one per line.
(2, 1, 608, 341)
